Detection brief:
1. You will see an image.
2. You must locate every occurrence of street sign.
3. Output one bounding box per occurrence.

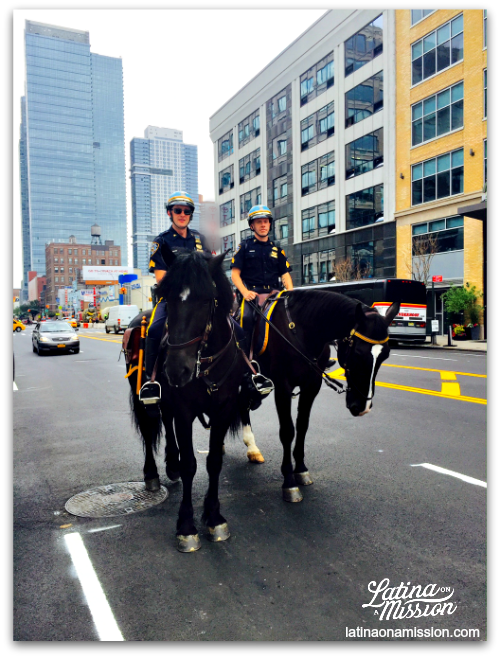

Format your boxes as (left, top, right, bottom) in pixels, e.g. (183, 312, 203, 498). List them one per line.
(431, 319, 439, 333)
(432, 275, 443, 282)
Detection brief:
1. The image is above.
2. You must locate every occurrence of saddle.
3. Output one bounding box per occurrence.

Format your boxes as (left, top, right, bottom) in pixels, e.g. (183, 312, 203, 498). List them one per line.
(234, 290, 282, 358)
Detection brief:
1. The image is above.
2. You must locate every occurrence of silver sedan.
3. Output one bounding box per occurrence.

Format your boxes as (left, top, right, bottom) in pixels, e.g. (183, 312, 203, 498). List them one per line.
(32, 320, 80, 356)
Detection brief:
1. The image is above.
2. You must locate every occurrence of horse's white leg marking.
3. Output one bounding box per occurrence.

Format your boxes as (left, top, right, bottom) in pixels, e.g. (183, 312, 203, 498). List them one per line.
(243, 424, 265, 463)
(180, 288, 190, 301)
(360, 344, 384, 416)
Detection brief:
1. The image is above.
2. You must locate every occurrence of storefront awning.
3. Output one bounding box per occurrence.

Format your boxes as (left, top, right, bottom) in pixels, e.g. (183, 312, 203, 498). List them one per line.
(457, 200, 487, 222)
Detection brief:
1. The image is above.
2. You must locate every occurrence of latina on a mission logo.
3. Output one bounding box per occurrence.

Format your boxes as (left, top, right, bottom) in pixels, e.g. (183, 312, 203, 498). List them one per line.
(362, 578, 457, 621)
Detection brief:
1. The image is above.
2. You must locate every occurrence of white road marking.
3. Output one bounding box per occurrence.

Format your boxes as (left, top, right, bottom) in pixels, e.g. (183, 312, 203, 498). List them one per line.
(392, 354, 457, 362)
(13, 382, 18, 391)
(411, 463, 486, 488)
(64, 533, 124, 641)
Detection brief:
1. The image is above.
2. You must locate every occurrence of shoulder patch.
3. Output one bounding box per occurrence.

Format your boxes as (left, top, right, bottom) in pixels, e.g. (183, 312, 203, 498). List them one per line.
(151, 242, 159, 255)
(281, 249, 286, 256)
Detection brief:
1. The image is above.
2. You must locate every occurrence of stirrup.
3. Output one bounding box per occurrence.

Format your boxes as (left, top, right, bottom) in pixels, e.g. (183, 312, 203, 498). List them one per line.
(139, 380, 161, 405)
(325, 357, 337, 370)
(250, 361, 274, 396)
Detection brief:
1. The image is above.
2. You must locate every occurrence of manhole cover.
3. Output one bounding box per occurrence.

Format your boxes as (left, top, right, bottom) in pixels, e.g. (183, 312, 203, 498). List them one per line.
(65, 482, 168, 518)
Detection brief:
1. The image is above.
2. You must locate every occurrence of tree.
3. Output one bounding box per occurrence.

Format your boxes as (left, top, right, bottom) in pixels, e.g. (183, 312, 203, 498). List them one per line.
(333, 256, 372, 282)
(403, 233, 438, 283)
(442, 283, 483, 324)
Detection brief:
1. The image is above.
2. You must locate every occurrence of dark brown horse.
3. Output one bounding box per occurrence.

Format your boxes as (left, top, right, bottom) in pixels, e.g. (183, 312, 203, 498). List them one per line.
(238, 290, 400, 501)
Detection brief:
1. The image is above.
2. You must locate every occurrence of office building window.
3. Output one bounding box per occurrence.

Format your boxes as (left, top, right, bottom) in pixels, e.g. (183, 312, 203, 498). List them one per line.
(346, 184, 384, 230)
(238, 109, 260, 147)
(273, 134, 287, 161)
(345, 72, 383, 127)
(300, 52, 334, 106)
(239, 148, 261, 184)
(484, 70, 487, 118)
(221, 233, 235, 255)
(240, 228, 253, 241)
(412, 82, 463, 146)
(411, 14, 464, 85)
(219, 164, 234, 194)
(302, 249, 335, 284)
(302, 201, 335, 240)
(220, 199, 235, 227)
(301, 102, 334, 151)
(346, 128, 383, 179)
(274, 218, 289, 241)
(412, 216, 464, 253)
(240, 187, 261, 218)
(411, 148, 464, 205)
(273, 175, 288, 204)
(278, 95, 286, 113)
(411, 10, 435, 26)
(345, 14, 383, 76)
(218, 130, 233, 162)
(302, 151, 335, 196)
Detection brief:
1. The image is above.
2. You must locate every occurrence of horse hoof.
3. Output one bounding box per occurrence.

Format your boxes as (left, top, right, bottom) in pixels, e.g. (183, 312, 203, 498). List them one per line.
(282, 487, 303, 503)
(166, 469, 180, 482)
(207, 523, 230, 542)
(247, 451, 265, 464)
(177, 534, 201, 552)
(145, 477, 160, 492)
(295, 471, 314, 486)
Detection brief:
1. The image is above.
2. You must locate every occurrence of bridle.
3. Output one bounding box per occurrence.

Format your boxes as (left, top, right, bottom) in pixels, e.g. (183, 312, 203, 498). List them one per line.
(166, 296, 238, 394)
(336, 327, 389, 402)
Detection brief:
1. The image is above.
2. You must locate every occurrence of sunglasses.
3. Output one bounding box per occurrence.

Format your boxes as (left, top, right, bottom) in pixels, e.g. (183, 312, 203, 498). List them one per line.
(173, 207, 193, 216)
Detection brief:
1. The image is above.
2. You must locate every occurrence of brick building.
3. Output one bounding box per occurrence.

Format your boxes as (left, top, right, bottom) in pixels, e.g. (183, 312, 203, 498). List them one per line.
(44, 235, 122, 308)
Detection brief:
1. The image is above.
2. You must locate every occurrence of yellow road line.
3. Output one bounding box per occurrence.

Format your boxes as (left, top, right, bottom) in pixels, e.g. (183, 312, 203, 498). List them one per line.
(382, 363, 486, 378)
(440, 371, 457, 380)
(327, 371, 486, 405)
(79, 335, 122, 344)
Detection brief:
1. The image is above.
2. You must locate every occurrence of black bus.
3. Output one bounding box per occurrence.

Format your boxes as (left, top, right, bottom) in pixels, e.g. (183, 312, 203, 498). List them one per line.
(298, 278, 428, 343)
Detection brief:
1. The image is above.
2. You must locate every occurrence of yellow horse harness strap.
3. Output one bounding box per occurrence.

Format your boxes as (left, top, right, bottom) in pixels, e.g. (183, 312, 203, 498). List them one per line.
(350, 329, 389, 345)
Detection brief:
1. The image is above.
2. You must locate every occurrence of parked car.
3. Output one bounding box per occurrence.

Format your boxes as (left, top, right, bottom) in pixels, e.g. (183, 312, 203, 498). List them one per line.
(13, 319, 26, 332)
(32, 320, 80, 355)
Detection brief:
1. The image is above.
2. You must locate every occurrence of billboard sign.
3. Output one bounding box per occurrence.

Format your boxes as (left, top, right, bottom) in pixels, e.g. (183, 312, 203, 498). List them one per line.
(82, 265, 132, 283)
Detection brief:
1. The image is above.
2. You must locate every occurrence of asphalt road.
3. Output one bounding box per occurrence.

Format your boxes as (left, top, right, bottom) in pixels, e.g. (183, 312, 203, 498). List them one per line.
(13, 325, 486, 642)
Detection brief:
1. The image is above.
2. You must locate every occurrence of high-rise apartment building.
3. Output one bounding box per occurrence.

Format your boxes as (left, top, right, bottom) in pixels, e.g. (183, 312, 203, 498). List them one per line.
(130, 126, 200, 274)
(395, 9, 487, 336)
(198, 194, 218, 254)
(210, 10, 397, 285)
(19, 20, 127, 301)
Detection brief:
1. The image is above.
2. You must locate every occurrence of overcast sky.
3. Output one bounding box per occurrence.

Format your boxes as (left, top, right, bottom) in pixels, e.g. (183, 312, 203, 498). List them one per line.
(10, 3, 328, 288)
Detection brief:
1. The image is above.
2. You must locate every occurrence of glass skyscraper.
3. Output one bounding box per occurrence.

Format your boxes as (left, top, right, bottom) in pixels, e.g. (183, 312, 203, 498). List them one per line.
(20, 20, 127, 295)
(130, 126, 199, 274)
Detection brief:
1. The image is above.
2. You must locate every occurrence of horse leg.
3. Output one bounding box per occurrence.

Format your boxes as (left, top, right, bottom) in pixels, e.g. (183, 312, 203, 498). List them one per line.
(293, 381, 321, 487)
(161, 405, 180, 482)
(130, 387, 162, 492)
(202, 410, 232, 542)
(239, 405, 265, 464)
(174, 413, 200, 552)
(275, 384, 303, 503)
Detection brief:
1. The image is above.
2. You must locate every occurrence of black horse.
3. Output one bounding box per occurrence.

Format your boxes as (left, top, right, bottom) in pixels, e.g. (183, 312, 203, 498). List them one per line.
(237, 290, 400, 502)
(127, 247, 245, 552)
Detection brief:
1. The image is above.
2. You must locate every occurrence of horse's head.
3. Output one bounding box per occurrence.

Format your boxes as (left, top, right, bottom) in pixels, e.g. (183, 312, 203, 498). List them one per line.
(158, 244, 232, 388)
(337, 301, 400, 417)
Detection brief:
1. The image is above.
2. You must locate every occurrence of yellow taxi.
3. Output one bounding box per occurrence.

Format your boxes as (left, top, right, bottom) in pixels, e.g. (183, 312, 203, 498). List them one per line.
(63, 317, 79, 328)
(13, 318, 26, 332)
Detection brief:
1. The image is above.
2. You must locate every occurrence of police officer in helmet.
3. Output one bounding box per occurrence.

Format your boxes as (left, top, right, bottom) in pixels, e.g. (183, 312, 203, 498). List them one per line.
(139, 191, 211, 405)
(231, 204, 293, 409)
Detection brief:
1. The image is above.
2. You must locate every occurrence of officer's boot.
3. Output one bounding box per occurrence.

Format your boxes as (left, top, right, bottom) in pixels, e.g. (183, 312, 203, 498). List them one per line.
(238, 335, 274, 411)
(139, 337, 162, 405)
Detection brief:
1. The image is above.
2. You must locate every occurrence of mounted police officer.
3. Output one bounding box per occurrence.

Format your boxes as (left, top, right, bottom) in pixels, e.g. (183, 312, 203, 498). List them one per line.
(139, 191, 211, 405)
(231, 204, 293, 409)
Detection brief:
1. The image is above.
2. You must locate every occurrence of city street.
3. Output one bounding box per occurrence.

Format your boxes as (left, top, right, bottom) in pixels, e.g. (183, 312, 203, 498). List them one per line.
(13, 325, 486, 641)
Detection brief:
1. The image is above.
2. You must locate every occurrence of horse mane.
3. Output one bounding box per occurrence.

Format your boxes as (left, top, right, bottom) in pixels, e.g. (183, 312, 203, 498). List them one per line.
(157, 250, 234, 316)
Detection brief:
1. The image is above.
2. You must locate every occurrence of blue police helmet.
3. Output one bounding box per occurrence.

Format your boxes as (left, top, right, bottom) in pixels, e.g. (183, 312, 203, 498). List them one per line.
(247, 204, 273, 228)
(166, 191, 195, 212)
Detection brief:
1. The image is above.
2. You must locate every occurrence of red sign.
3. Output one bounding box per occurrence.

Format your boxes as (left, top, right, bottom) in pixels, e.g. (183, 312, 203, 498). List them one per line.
(432, 275, 443, 282)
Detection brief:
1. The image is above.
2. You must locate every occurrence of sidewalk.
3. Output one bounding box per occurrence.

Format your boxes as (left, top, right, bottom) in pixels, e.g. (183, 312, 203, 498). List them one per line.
(416, 335, 487, 352)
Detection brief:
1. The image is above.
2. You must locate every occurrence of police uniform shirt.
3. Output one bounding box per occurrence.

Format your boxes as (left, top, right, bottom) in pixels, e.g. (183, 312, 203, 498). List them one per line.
(230, 237, 292, 289)
(149, 226, 211, 273)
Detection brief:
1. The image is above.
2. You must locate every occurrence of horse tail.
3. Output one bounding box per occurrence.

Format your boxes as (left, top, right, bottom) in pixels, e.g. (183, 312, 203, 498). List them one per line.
(129, 388, 163, 454)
